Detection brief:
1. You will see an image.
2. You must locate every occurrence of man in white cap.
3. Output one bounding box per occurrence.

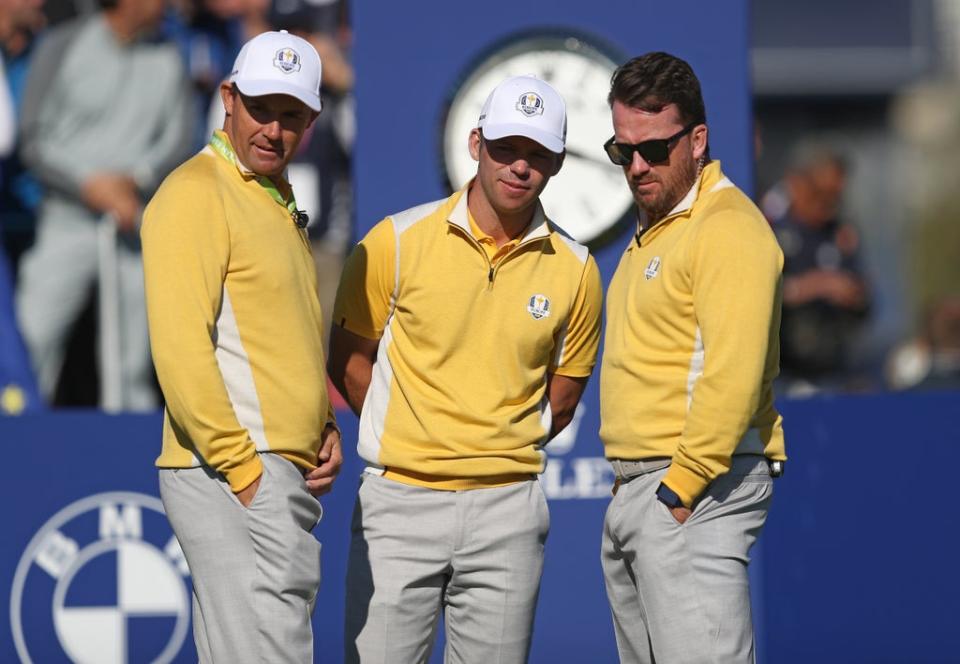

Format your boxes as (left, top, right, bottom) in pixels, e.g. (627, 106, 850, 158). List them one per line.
(141, 30, 342, 663)
(329, 75, 603, 663)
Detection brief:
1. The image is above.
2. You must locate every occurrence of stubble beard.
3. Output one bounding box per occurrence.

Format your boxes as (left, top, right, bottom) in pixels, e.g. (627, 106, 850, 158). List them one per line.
(634, 153, 699, 223)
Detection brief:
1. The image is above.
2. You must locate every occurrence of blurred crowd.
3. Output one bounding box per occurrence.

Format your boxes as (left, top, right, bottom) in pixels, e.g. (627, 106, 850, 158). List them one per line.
(759, 138, 960, 396)
(1, 0, 957, 415)
(0, 0, 354, 413)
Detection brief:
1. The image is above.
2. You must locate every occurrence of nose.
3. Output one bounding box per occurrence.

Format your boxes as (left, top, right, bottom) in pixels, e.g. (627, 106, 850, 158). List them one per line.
(262, 118, 282, 141)
(628, 150, 651, 177)
(511, 157, 530, 178)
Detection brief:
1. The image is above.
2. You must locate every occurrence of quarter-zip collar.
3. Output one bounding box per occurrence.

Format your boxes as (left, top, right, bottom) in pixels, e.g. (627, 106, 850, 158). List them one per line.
(634, 160, 734, 247)
(445, 179, 553, 287)
(447, 179, 551, 245)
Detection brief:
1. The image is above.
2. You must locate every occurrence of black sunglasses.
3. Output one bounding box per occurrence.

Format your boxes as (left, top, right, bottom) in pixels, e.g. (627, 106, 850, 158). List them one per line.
(603, 122, 698, 166)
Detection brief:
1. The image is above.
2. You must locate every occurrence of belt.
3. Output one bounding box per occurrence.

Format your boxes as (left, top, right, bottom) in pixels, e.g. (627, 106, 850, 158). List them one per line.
(609, 455, 785, 483)
(609, 457, 672, 481)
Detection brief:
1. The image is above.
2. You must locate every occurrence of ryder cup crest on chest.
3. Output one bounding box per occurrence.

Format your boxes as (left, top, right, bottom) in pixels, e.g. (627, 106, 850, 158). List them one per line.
(645, 256, 661, 280)
(527, 294, 551, 320)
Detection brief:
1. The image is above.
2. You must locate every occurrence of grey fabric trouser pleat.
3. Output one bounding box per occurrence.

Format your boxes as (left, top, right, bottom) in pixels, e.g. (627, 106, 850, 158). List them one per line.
(601, 455, 773, 664)
(345, 473, 550, 664)
(159, 452, 323, 664)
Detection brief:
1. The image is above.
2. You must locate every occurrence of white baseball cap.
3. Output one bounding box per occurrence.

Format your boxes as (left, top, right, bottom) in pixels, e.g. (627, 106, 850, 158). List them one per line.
(477, 75, 566, 154)
(229, 30, 322, 112)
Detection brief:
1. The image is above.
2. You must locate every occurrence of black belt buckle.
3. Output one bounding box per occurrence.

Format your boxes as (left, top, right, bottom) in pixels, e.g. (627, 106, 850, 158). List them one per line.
(768, 460, 784, 478)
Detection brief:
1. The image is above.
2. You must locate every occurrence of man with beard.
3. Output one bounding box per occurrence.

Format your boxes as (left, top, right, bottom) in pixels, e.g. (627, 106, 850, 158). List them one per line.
(598, 52, 787, 664)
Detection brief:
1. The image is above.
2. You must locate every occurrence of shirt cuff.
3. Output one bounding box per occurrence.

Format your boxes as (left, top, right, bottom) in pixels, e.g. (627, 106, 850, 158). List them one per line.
(224, 454, 264, 493)
(661, 462, 710, 508)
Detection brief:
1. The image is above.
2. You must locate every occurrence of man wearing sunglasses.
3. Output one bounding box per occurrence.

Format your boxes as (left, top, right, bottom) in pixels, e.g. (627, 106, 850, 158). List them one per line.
(329, 75, 602, 663)
(598, 52, 787, 663)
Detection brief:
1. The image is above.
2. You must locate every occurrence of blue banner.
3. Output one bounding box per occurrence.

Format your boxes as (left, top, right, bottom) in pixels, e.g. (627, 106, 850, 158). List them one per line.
(3, 393, 960, 662)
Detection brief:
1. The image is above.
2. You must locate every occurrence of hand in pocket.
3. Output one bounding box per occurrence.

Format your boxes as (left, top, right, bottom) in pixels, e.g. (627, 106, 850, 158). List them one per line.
(236, 474, 262, 507)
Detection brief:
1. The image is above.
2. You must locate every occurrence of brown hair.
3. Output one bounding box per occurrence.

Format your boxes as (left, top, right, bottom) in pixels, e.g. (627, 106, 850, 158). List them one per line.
(608, 52, 706, 127)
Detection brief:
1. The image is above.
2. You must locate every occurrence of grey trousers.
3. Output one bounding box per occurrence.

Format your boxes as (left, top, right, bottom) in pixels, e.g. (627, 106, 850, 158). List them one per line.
(16, 212, 155, 409)
(159, 453, 323, 664)
(601, 455, 773, 664)
(345, 473, 550, 664)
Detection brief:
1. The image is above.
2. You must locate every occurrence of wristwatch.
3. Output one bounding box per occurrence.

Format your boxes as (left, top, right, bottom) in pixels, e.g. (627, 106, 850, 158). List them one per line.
(655, 482, 685, 509)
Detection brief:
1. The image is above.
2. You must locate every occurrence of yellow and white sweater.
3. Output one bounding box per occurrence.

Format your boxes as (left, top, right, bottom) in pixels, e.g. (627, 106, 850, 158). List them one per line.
(600, 162, 786, 507)
(333, 184, 603, 490)
(142, 132, 335, 493)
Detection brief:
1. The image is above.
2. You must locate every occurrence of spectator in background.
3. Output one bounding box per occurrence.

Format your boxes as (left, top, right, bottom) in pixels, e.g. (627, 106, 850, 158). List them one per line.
(165, 0, 247, 151)
(763, 142, 870, 391)
(886, 296, 960, 391)
(0, 0, 44, 415)
(166, 0, 271, 151)
(272, 0, 353, 348)
(0, 0, 42, 175)
(16, 0, 191, 410)
(1, 0, 44, 230)
(1, 0, 46, 247)
(0, 35, 14, 161)
(42, 0, 92, 24)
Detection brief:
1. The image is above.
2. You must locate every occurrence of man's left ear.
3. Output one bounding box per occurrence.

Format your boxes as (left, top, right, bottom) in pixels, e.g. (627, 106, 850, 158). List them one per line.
(220, 81, 235, 117)
(692, 125, 708, 161)
(468, 128, 482, 162)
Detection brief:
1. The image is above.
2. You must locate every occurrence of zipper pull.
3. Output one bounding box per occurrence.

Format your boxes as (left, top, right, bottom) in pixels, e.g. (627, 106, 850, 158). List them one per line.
(488, 266, 494, 283)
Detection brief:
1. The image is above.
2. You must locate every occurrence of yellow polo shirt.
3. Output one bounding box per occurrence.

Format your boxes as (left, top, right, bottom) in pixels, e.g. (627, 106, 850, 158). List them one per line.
(333, 183, 602, 489)
(600, 162, 786, 507)
(469, 211, 521, 264)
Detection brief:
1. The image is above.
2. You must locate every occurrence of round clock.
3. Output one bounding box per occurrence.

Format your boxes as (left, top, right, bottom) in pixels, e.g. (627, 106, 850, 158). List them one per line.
(440, 30, 633, 246)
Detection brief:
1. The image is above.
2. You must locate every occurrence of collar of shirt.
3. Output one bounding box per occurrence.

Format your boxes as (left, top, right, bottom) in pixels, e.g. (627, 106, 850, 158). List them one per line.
(634, 161, 733, 247)
(209, 130, 292, 190)
(208, 130, 298, 217)
(636, 174, 700, 236)
(448, 179, 551, 246)
(466, 209, 526, 264)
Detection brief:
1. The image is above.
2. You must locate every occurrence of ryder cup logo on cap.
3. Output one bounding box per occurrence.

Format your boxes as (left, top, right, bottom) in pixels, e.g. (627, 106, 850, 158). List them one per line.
(273, 47, 301, 73)
(230, 29, 322, 112)
(478, 75, 566, 153)
(516, 92, 544, 117)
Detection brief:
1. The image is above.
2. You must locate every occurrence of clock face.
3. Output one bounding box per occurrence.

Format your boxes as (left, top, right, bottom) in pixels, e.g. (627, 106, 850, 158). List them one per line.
(441, 32, 634, 246)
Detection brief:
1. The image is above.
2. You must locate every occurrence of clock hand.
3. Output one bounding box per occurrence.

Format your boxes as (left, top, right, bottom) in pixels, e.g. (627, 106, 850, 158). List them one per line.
(564, 146, 618, 168)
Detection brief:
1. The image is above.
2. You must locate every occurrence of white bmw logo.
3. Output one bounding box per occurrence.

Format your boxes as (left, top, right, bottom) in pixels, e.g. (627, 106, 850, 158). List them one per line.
(10, 492, 192, 663)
